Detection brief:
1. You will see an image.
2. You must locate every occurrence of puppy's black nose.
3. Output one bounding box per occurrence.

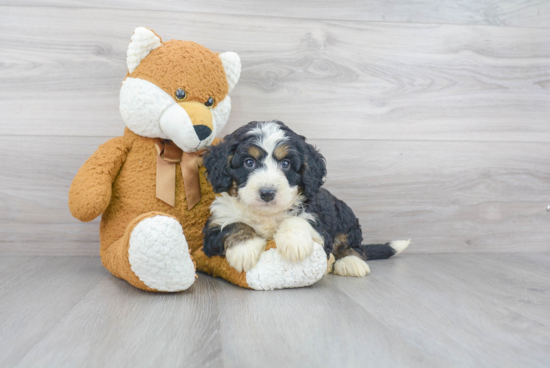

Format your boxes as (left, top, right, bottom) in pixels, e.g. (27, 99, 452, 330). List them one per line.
(260, 189, 276, 203)
(194, 125, 212, 141)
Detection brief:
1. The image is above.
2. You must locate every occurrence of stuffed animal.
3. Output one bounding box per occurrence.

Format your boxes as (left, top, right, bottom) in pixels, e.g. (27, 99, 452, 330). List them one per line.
(68, 27, 327, 292)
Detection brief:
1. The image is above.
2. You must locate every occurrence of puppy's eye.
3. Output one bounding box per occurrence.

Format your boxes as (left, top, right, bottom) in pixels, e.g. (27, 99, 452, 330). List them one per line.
(280, 160, 291, 170)
(205, 97, 214, 108)
(244, 158, 256, 169)
(175, 88, 187, 101)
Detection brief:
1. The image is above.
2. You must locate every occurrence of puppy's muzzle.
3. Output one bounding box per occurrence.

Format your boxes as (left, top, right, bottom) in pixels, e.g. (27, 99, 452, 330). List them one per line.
(260, 188, 276, 203)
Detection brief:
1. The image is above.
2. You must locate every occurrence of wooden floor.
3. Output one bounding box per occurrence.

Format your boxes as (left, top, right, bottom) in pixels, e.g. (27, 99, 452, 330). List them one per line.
(1, 253, 549, 368)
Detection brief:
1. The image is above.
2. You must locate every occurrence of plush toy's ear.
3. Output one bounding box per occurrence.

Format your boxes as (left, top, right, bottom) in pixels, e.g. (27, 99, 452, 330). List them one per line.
(219, 52, 241, 93)
(127, 27, 162, 73)
(204, 139, 239, 193)
(301, 142, 327, 199)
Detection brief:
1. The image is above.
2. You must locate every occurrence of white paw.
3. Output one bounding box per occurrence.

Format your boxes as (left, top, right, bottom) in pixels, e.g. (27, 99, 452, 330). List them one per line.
(128, 215, 196, 292)
(226, 237, 266, 272)
(333, 256, 370, 277)
(274, 217, 318, 263)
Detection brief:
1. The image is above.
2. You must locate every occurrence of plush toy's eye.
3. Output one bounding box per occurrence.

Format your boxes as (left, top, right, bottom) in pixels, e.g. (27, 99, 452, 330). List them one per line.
(205, 97, 215, 108)
(175, 88, 187, 101)
(280, 160, 291, 170)
(244, 158, 256, 169)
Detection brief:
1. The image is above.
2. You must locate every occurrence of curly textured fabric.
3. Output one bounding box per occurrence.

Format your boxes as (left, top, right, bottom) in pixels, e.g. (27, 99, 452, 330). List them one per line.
(219, 52, 241, 93)
(127, 27, 162, 73)
(129, 40, 229, 109)
(246, 242, 327, 290)
(129, 215, 196, 291)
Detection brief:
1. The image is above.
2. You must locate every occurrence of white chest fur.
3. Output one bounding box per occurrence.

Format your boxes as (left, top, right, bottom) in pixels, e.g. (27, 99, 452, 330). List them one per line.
(209, 193, 315, 240)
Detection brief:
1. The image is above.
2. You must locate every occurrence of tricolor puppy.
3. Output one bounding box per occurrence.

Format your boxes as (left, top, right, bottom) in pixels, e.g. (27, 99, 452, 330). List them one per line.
(202, 121, 409, 276)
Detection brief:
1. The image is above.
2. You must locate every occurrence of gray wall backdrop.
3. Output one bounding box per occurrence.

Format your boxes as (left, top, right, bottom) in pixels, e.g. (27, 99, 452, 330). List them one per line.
(0, 1, 549, 255)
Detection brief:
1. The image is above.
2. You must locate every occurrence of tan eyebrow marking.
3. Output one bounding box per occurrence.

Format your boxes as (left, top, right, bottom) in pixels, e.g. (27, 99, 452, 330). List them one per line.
(247, 146, 262, 159)
(274, 144, 290, 160)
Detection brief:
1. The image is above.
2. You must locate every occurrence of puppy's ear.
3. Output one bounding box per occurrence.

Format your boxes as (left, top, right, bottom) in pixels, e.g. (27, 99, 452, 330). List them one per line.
(204, 139, 237, 193)
(301, 142, 327, 198)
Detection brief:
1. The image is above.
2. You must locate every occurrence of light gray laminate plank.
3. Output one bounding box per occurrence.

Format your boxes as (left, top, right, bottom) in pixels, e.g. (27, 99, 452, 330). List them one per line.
(1, 0, 549, 28)
(3, 254, 549, 367)
(1, 136, 549, 255)
(329, 253, 550, 367)
(213, 276, 446, 368)
(458, 253, 550, 326)
(1, 7, 549, 142)
(0, 256, 36, 274)
(0, 256, 107, 366)
(15, 272, 223, 368)
(494, 252, 550, 278)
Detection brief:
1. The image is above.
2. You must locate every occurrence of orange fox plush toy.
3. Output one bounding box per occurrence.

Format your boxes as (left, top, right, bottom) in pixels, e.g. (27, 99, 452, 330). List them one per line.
(68, 28, 327, 292)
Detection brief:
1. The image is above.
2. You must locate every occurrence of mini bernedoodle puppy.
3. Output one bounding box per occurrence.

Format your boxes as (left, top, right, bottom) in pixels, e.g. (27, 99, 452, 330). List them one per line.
(202, 121, 409, 277)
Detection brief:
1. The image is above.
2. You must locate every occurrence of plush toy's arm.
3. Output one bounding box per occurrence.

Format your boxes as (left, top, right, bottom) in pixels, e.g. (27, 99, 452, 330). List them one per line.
(68, 137, 129, 222)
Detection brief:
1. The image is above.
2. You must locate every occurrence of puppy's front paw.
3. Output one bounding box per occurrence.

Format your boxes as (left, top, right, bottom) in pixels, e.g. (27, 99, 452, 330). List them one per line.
(225, 237, 266, 272)
(274, 217, 316, 263)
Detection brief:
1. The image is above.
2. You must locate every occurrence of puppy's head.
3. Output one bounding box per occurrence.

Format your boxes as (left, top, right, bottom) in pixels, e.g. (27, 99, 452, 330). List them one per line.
(204, 121, 326, 214)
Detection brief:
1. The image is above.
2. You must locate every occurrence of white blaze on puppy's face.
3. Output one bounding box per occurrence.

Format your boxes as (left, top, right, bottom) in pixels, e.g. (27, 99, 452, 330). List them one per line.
(237, 122, 299, 214)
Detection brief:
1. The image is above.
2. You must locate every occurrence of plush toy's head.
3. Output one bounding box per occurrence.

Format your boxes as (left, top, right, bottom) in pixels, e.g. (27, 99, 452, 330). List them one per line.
(120, 27, 241, 152)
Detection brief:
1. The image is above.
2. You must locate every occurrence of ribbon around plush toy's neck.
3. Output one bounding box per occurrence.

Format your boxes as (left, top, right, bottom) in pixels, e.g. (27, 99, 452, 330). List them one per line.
(154, 139, 204, 209)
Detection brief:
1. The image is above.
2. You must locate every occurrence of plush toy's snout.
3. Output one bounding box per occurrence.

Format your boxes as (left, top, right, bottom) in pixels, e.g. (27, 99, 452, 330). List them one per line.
(179, 101, 214, 140)
(160, 101, 215, 151)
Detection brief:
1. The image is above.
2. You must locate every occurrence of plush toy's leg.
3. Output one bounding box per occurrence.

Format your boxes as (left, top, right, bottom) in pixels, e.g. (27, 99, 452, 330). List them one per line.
(101, 212, 196, 292)
(193, 240, 327, 290)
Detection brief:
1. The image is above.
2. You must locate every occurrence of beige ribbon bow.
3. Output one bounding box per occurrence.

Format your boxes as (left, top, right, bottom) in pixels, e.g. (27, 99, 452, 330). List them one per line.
(154, 139, 205, 210)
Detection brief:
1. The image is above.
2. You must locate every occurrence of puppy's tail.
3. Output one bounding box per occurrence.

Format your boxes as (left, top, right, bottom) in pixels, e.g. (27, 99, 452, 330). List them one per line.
(361, 239, 410, 260)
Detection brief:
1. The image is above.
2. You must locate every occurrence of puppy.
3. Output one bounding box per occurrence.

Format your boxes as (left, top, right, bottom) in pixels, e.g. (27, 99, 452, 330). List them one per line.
(202, 121, 409, 276)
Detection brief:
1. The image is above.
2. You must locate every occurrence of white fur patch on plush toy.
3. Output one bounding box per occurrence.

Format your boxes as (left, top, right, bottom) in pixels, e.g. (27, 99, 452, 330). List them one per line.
(246, 242, 327, 291)
(128, 215, 196, 292)
(120, 78, 173, 139)
(127, 27, 162, 73)
(219, 52, 241, 93)
(159, 102, 214, 152)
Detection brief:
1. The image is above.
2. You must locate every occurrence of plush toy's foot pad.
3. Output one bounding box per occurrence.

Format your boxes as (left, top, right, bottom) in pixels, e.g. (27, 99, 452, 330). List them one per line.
(246, 242, 327, 291)
(128, 215, 196, 292)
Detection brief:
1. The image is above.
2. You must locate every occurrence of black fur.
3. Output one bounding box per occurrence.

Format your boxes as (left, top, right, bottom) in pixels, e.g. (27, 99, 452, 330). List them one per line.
(202, 217, 229, 257)
(300, 141, 326, 199)
(306, 188, 397, 261)
(203, 121, 400, 261)
(202, 138, 239, 193)
(203, 219, 257, 257)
